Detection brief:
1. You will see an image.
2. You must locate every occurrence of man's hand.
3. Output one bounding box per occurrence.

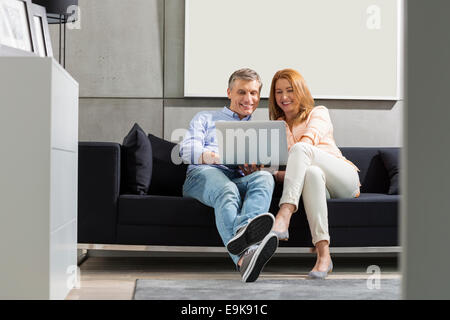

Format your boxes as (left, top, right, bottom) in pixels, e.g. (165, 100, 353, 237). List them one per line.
(239, 163, 264, 176)
(274, 170, 286, 183)
(199, 151, 221, 164)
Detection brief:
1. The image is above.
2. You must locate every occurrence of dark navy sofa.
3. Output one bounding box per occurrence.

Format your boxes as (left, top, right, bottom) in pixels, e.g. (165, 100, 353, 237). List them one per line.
(78, 141, 400, 249)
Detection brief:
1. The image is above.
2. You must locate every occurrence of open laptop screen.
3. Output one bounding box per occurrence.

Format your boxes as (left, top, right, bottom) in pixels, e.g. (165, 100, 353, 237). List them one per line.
(215, 121, 288, 168)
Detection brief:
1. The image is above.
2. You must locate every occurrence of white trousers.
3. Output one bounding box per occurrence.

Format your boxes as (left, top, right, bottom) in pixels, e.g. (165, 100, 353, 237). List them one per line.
(280, 142, 361, 245)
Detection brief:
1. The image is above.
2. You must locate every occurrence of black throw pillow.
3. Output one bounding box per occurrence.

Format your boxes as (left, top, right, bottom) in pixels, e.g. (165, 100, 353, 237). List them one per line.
(379, 149, 400, 195)
(122, 123, 153, 195)
(147, 134, 188, 196)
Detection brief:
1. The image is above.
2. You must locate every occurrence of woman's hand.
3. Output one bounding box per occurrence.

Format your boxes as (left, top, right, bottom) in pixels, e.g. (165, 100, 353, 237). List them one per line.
(274, 170, 286, 183)
(239, 163, 263, 176)
(299, 136, 314, 145)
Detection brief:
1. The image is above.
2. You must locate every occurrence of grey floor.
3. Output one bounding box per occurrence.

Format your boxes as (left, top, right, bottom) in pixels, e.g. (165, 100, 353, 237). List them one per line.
(134, 278, 401, 300)
(68, 254, 401, 300)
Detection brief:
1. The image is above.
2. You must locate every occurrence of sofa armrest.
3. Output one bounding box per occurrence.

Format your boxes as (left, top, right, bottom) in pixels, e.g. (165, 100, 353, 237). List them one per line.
(78, 142, 121, 244)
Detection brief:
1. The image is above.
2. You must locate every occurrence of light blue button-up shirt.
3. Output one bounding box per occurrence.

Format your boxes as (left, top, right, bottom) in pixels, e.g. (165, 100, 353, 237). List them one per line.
(179, 106, 252, 173)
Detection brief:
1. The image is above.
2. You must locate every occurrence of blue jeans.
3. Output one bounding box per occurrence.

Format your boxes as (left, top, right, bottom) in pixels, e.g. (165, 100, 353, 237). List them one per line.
(182, 166, 275, 265)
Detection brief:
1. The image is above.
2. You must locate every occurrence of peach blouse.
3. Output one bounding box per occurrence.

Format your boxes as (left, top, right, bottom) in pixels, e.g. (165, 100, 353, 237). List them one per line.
(279, 106, 359, 172)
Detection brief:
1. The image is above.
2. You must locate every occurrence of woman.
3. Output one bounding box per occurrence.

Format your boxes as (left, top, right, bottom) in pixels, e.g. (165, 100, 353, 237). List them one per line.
(269, 69, 361, 279)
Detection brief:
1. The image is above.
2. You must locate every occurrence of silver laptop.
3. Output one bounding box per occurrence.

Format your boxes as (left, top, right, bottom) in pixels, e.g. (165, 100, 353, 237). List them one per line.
(215, 120, 288, 168)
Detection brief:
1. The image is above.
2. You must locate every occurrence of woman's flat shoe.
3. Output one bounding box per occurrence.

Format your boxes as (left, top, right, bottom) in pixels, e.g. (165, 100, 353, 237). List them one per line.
(307, 260, 333, 280)
(272, 230, 289, 241)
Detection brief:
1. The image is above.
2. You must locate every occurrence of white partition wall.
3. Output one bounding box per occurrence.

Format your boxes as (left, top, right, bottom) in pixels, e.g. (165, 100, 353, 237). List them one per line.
(0, 57, 79, 300)
(185, 0, 403, 100)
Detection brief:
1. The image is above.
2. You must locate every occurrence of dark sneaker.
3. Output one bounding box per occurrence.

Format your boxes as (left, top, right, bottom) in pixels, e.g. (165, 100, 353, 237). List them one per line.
(239, 232, 278, 283)
(226, 213, 275, 256)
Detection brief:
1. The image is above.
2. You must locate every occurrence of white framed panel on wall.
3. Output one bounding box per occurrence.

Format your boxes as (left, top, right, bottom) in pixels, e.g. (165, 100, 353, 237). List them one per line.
(185, 0, 404, 100)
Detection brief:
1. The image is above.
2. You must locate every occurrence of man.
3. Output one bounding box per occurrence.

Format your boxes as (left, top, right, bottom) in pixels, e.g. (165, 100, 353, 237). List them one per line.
(180, 68, 278, 282)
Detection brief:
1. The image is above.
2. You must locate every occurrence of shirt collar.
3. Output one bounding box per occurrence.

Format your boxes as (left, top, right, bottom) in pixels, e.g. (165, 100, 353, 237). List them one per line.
(222, 106, 252, 121)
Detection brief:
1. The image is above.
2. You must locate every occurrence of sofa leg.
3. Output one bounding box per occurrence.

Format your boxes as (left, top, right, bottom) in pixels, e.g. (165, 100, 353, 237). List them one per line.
(77, 249, 89, 266)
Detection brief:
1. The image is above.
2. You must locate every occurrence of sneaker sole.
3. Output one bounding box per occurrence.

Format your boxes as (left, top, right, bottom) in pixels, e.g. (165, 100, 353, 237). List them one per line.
(227, 214, 274, 256)
(243, 234, 278, 283)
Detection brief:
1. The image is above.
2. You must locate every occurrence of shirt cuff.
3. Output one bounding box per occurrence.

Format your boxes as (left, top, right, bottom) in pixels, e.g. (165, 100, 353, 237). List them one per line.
(301, 131, 319, 145)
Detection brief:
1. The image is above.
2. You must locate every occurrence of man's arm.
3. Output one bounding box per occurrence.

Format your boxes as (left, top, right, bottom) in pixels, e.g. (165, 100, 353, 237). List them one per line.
(179, 113, 220, 165)
(179, 113, 206, 164)
(239, 163, 264, 176)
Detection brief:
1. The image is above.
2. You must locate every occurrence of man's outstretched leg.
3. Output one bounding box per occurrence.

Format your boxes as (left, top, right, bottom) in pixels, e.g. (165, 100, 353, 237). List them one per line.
(237, 232, 278, 282)
(231, 170, 278, 282)
(183, 166, 243, 265)
(226, 170, 275, 255)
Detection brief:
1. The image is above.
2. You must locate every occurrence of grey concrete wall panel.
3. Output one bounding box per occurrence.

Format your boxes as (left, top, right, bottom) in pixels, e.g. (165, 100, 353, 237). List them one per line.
(164, 101, 402, 147)
(51, 0, 164, 98)
(329, 101, 403, 147)
(79, 99, 163, 143)
(164, 0, 185, 98)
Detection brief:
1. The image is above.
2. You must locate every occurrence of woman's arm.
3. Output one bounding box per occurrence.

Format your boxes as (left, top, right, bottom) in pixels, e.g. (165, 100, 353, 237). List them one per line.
(296, 106, 332, 146)
(299, 135, 314, 145)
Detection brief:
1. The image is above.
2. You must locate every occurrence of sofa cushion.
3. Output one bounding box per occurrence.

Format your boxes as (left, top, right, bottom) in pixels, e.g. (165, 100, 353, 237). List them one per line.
(147, 134, 188, 196)
(122, 123, 152, 195)
(326, 193, 399, 227)
(379, 149, 400, 195)
(340, 148, 390, 193)
(270, 193, 399, 229)
(119, 193, 398, 229)
(118, 193, 399, 247)
(118, 194, 214, 226)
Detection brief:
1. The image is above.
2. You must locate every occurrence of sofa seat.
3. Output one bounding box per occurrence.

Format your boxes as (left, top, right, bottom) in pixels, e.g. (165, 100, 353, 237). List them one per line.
(118, 194, 215, 227)
(116, 192, 399, 248)
(276, 193, 399, 247)
(322, 193, 399, 227)
(119, 193, 398, 228)
(117, 194, 222, 246)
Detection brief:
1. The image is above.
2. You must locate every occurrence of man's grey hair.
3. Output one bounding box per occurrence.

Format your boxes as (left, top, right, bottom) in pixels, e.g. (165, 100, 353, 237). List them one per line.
(228, 68, 263, 92)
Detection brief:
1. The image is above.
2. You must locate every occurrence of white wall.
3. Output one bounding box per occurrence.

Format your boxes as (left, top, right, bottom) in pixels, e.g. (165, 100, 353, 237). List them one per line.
(185, 0, 401, 100)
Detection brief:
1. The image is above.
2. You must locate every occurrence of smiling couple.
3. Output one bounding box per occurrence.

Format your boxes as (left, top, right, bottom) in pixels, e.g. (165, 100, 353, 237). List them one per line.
(179, 68, 361, 283)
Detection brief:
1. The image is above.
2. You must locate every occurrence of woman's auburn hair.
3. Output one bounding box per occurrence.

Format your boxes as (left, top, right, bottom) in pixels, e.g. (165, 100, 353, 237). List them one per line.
(268, 68, 315, 124)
